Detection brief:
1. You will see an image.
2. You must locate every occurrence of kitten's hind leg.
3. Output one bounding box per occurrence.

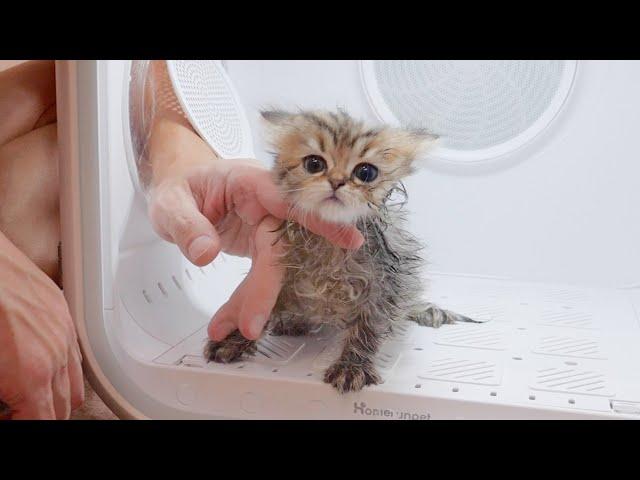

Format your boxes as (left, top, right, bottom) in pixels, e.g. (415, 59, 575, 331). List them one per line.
(408, 303, 483, 328)
(204, 330, 257, 363)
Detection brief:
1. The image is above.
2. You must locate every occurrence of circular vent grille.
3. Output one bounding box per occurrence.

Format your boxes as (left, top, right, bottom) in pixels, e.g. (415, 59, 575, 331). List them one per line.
(167, 61, 252, 159)
(361, 61, 577, 163)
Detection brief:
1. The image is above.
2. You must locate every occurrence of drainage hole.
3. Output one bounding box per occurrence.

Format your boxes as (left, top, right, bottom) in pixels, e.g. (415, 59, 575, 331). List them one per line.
(157, 282, 168, 297)
(513, 356, 523, 361)
(529, 395, 536, 401)
(565, 361, 578, 366)
(413, 347, 423, 351)
(171, 275, 182, 290)
(185, 269, 192, 281)
(490, 391, 497, 397)
(237, 365, 245, 369)
(415, 384, 422, 389)
(568, 398, 575, 405)
(272, 368, 279, 373)
(452, 387, 459, 393)
(306, 373, 313, 377)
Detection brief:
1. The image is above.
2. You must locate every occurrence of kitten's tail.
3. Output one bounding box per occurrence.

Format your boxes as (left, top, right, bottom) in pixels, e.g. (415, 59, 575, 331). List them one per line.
(408, 303, 484, 328)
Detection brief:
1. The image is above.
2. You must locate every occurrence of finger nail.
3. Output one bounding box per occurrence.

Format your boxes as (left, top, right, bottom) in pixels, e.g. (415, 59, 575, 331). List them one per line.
(249, 315, 269, 339)
(188, 235, 214, 262)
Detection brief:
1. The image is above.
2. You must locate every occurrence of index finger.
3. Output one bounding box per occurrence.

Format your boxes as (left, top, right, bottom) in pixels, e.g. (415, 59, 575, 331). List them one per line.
(230, 168, 364, 249)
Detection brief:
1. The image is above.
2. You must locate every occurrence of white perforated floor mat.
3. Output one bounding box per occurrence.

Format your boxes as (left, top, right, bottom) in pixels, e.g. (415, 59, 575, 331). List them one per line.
(148, 274, 640, 418)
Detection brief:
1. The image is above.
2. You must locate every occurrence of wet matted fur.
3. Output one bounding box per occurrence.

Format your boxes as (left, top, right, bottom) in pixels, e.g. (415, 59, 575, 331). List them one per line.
(205, 109, 478, 393)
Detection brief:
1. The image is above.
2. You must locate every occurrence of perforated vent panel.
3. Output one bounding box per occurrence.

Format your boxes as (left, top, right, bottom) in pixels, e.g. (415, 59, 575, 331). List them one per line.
(536, 306, 596, 329)
(435, 324, 507, 350)
(419, 357, 502, 386)
(361, 61, 576, 161)
(531, 364, 613, 397)
(532, 334, 605, 359)
(255, 335, 306, 364)
(167, 61, 251, 159)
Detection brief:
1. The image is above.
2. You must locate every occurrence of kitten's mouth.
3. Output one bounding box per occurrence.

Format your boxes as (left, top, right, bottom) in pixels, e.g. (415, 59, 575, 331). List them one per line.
(324, 193, 344, 205)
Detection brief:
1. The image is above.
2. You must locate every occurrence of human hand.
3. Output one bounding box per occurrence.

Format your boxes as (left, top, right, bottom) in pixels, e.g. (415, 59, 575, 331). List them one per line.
(149, 155, 364, 341)
(0, 231, 84, 419)
(145, 116, 364, 342)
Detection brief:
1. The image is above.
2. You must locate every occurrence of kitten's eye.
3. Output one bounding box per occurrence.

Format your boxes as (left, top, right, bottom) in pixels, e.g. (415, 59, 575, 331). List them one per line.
(303, 155, 327, 174)
(352, 163, 379, 183)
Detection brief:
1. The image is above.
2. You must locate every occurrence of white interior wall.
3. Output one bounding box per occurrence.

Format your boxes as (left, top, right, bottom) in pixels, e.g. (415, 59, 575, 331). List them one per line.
(227, 60, 640, 288)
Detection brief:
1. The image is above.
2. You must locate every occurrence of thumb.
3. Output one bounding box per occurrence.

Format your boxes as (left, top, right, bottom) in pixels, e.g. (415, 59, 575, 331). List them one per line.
(149, 184, 221, 266)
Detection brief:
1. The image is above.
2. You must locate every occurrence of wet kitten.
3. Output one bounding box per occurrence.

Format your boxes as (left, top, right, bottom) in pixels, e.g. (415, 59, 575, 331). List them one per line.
(205, 109, 477, 393)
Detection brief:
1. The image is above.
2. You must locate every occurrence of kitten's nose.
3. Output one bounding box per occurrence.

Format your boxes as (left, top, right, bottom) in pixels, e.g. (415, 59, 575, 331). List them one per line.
(329, 178, 346, 190)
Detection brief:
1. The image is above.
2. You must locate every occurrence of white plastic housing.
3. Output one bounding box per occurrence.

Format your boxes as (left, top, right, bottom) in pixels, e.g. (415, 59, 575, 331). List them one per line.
(57, 60, 640, 419)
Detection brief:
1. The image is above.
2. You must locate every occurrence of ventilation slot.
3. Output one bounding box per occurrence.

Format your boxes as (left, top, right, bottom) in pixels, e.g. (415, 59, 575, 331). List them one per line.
(254, 334, 306, 365)
(177, 355, 205, 368)
(530, 365, 613, 397)
(435, 325, 507, 350)
(543, 289, 589, 303)
(142, 290, 152, 304)
(418, 358, 502, 386)
(537, 308, 596, 329)
(532, 335, 605, 359)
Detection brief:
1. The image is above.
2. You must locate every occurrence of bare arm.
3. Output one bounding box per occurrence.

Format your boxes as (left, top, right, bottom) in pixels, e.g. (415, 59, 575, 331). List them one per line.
(142, 61, 364, 340)
(0, 61, 83, 419)
(144, 60, 364, 255)
(0, 60, 56, 147)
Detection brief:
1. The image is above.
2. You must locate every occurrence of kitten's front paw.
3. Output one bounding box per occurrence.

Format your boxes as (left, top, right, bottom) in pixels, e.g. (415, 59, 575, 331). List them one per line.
(204, 331, 257, 364)
(323, 361, 381, 394)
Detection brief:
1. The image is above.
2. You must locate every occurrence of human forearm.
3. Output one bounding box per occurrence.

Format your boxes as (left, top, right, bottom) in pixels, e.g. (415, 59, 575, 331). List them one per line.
(144, 60, 222, 188)
(0, 60, 56, 146)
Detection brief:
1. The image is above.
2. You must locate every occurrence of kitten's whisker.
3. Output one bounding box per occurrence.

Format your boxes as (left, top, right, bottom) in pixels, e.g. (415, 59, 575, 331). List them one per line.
(279, 187, 307, 194)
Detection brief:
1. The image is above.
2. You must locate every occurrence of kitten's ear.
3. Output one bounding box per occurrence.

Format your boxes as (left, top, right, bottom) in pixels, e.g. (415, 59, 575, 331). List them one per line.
(391, 128, 439, 164)
(260, 109, 296, 146)
(408, 128, 439, 155)
(260, 109, 295, 126)
(260, 109, 286, 124)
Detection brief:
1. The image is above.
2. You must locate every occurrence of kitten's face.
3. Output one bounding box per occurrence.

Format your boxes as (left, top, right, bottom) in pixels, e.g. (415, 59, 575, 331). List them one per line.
(262, 110, 434, 224)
